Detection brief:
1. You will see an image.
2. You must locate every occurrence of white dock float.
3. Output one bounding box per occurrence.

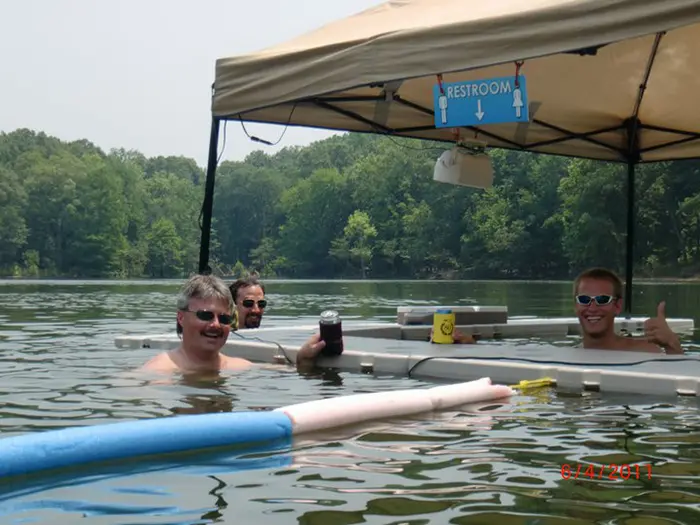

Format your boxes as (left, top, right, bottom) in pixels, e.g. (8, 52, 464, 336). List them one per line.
(116, 312, 698, 398)
(394, 305, 696, 337)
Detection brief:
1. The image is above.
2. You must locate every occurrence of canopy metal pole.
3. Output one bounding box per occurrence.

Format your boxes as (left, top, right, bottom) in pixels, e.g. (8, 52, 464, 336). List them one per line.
(198, 117, 221, 274)
(623, 160, 635, 316)
(623, 117, 640, 316)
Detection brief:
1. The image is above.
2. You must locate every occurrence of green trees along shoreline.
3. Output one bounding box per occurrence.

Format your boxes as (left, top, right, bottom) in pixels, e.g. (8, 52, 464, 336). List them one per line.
(1, 128, 699, 280)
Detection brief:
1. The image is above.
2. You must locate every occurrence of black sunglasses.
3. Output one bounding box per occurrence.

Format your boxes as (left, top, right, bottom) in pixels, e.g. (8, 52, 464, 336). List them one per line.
(183, 309, 234, 325)
(241, 299, 267, 309)
(575, 294, 616, 306)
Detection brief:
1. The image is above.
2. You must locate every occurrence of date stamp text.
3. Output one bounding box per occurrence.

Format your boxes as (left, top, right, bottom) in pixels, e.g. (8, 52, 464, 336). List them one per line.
(560, 463, 652, 480)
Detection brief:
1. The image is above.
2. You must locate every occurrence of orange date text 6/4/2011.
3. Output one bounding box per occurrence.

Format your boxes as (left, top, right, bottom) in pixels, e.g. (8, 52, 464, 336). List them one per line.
(560, 463, 652, 480)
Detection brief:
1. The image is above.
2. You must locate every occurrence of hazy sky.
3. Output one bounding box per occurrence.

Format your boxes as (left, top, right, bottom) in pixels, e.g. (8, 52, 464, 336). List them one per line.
(1, 0, 384, 166)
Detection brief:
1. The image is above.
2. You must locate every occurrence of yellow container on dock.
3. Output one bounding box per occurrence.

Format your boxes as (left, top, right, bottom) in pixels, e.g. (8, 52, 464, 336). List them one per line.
(432, 308, 455, 344)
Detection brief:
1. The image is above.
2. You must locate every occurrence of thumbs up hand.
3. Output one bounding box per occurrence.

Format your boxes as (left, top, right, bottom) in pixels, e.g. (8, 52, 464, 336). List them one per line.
(656, 301, 666, 319)
(643, 301, 683, 354)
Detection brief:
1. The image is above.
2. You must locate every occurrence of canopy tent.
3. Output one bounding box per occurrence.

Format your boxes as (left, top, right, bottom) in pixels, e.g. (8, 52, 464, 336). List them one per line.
(199, 0, 700, 313)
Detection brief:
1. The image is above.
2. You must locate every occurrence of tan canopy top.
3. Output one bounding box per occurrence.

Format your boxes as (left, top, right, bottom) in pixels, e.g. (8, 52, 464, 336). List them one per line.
(212, 0, 700, 162)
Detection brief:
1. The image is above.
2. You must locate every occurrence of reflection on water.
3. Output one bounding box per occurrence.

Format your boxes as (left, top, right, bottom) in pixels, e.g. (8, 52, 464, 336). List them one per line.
(0, 279, 700, 524)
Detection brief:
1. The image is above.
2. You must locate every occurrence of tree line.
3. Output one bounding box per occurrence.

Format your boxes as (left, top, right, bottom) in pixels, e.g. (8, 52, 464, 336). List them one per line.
(1, 128, 699, 280)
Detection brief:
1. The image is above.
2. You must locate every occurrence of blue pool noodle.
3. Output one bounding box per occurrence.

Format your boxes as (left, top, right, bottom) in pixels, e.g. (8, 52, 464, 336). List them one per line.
(0, 411, 293, 477)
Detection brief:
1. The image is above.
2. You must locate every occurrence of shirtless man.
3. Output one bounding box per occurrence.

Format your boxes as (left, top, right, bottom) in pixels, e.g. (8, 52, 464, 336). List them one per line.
(141, 274, 324, 373)
(230, 277, 266, 329)
(574, 267, 683, 354)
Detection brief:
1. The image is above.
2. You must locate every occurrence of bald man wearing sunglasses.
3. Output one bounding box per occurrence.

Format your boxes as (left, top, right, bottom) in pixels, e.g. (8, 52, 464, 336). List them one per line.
(141, 274, 325, 373)
(574, 267, 683, 354)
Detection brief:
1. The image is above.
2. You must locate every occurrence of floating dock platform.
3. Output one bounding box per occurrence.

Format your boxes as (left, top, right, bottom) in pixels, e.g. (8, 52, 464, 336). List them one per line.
(116, 305, 698, 398)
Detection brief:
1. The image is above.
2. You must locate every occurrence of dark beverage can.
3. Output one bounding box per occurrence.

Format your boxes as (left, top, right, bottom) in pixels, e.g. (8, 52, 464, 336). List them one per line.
(319, 310, 344, 357)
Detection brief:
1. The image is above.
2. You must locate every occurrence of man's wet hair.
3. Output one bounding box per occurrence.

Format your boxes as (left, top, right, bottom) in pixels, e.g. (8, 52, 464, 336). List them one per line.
(176, 274, 234, 336)
(229, 277, 265, 304)
(573, 267, 624, 298)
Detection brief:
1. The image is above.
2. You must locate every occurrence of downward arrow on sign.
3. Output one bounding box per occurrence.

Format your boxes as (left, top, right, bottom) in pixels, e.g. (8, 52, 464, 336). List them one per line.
(475, 99, 485, 121)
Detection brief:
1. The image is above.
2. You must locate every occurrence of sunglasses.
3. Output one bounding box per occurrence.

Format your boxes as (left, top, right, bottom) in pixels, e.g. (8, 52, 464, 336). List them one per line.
(183, 309, 234, 325)
(241, 299, 267, 309)
(575, 295, 616, 306)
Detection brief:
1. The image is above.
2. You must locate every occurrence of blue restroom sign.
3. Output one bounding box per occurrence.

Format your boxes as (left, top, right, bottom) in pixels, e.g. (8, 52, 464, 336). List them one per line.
(433, 75, 529, 128)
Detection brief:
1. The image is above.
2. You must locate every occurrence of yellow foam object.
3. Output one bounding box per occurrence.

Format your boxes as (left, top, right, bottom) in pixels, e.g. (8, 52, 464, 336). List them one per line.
(509, 377, 556, 389)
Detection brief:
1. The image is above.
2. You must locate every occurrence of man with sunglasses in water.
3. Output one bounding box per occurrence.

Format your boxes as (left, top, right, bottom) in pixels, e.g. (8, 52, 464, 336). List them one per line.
(230, 277, 267, 329)
(141, 274, 325, 372)
(574, 267, 683, 354)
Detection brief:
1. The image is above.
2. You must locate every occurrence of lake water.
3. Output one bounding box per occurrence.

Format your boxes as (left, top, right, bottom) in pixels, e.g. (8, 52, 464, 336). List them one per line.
(1, 279, 700, 524)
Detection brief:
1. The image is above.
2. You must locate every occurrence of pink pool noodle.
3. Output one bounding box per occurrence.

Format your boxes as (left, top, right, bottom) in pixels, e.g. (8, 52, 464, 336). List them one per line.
(276, 377, 514, 434)
(428, 377, 513, 410)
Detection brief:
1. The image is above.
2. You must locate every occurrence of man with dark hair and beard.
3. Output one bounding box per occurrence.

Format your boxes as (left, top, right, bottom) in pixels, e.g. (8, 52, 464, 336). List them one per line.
(230, 277, 267, 329)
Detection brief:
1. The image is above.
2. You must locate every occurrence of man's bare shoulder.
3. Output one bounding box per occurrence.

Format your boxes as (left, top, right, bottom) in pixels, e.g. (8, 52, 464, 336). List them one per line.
(220, 355, 255, 371)
(140, 352, 179, 372)
(140, 351, 253, 373)
(619, 337, 663, 353)
(581, 336, 663, 353)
